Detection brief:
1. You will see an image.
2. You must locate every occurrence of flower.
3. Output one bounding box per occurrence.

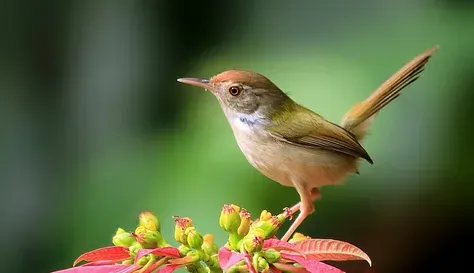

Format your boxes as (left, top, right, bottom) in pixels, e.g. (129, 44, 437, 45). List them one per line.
(201, 234, 218, 255)
(112, 228, 135, 247)
(259, 210, 272, 221)
(288, 232, 310, 243)
(237, 209, 252, 237)
(139, 211, 161, 232)
(262, 248, 280, 263)
(250, 215, 281, 239)
(174, 216, 193, 245)
(219, 204, 241, 233)
(55, 207, 371, 273)
(242, 228, 265, 253)
(186, 227, 204, 249)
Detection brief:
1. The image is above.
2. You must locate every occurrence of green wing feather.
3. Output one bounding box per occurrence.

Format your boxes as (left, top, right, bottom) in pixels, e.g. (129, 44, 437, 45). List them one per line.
(268, 104, 373, 164)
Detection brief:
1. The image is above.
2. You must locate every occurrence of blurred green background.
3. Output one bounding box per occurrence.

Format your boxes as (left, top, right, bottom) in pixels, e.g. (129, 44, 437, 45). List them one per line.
(1, 0, 473, 272)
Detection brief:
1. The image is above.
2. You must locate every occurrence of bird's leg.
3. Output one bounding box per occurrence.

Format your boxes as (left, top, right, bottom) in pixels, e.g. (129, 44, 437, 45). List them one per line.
(281, 188, 321, 242)
(286, 188, 321, 215)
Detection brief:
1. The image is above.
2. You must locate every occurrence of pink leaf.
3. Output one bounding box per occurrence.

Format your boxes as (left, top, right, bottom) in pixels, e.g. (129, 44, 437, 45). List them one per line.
(269, 264, 282, 273)
(281, 253, 344, 273)
(114, 264, 141, 273)
(135, 247, 181, 262)
(141, 258, 167, 273)
(294, 239, 372, 266)
(263, 239, 305, 255)
(218, 247, 246, 271)
(73, 246, 130, 266)
(244, 255, 257, 273)
(168, 256, 196, 265)
(273, 263, 307, 273)
(156, 264, 183, 273)
(52, 264, 135, 273)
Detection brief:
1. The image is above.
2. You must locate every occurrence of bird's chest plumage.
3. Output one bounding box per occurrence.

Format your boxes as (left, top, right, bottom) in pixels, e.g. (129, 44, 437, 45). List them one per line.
(230, 116, 284, 182)
(227, 114, 357, 189)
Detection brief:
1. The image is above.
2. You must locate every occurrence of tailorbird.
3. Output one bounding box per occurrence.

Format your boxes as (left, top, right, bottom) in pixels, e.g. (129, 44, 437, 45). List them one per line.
(177, 46, 438, 242)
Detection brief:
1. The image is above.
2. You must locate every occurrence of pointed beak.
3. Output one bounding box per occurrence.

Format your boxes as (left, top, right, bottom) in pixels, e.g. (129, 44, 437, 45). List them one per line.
(177, 77, 213, 91)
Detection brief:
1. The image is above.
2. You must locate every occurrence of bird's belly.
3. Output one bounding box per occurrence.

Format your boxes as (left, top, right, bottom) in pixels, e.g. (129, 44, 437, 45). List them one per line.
(233, 130, 358, 189)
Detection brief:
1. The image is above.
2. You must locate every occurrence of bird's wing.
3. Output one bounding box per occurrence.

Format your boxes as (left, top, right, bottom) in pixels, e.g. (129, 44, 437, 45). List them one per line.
(268, 106, 373, 164)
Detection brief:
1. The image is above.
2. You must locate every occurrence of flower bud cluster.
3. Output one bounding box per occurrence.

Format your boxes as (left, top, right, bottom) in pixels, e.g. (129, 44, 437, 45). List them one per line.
(219, 204, 298, 271)
(173, 216, 220, 271)
(67, 205, 313, 273)
(111, 211, 170, 265)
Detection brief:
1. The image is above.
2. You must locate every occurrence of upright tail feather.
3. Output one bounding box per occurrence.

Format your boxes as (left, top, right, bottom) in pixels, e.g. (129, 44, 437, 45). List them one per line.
(340, 45, 439, 140)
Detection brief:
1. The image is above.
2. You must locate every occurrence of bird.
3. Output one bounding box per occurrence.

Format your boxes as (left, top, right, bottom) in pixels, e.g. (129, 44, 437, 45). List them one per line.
(177, 46, 439, 242)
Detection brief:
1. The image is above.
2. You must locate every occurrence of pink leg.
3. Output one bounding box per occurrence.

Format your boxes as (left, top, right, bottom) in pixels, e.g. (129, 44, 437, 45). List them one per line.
(281, 188, 321, 242)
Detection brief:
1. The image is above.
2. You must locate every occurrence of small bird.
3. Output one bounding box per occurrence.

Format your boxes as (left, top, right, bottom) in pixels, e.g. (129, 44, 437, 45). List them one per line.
(177, 46, 438, 242)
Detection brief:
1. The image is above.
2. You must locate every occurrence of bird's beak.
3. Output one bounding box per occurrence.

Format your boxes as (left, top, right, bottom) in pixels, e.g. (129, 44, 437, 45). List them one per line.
(177, 78, 213, 91)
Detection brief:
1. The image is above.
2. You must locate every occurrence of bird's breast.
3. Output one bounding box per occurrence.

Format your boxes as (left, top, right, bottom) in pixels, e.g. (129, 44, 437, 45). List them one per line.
(227, 114, 359, 188)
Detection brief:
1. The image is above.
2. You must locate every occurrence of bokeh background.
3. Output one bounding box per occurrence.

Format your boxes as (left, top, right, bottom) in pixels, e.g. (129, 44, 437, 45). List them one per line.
(1, 0, 473, 272)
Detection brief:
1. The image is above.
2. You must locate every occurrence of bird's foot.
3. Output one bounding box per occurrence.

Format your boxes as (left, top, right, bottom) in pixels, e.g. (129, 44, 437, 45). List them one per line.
(283, 207, 294, 220)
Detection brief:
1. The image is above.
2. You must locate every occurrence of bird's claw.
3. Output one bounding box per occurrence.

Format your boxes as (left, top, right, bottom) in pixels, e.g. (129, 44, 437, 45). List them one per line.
(283, 207, 293, 220)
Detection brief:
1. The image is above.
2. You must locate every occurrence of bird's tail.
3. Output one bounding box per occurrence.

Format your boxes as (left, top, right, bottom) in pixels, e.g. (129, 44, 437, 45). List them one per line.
(340, 45, 439, 141)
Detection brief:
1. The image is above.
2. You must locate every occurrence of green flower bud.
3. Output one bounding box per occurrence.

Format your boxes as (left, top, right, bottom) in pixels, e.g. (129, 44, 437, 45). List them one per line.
(186, 227, 204, 249)
(134, 225, 147, 236)
(121, 258, 134, 265)
(112, 228, 135, 247)
(128, 241, 143, 257)
(237, 209, 252, 237)
(201, 234, 218, 255)
(174, 216, 193, 245)
(139, 211, 160, 232)
(257, 256, 269, 271)
(250, 216, 281, 239)
(219, 204, 241, 233)
(242, 228, 265, 253)
(183, 254, 206, 273)
(137, 230, 164, 249)
(259, 210, 272, 221)
(137, 255, 149, 266)
(116, 227, 126, 234)
(288, 232, 310, 244)
(187, 250, 203, 263)
(263, 249, 281, 263)
(178, 244, 192, 256)
(227, 233, 241, 252)
(227, 260, 247, 273)
(276, 207, 293, 224)
(136, 226, 170, 248)
(227, 264, 246, 273)
(206, 254, 220, 269)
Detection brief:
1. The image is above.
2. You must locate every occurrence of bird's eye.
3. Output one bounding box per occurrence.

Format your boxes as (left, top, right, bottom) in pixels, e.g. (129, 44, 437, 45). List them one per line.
(228, 86, 242, 96)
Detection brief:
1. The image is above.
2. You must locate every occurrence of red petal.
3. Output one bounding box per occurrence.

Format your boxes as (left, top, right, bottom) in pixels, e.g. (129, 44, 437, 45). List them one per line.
(263, 239, 304, 255)
(73, 246, 130, 266)
(218, 247, 246, 271)
(52, 264, 135, 273)
(281, 253, 344, 273)
(134, 247, 181, 263)
(294, 239, 371, 266)
(80, 260, 124, 267)
(156, 264, 183, 273)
